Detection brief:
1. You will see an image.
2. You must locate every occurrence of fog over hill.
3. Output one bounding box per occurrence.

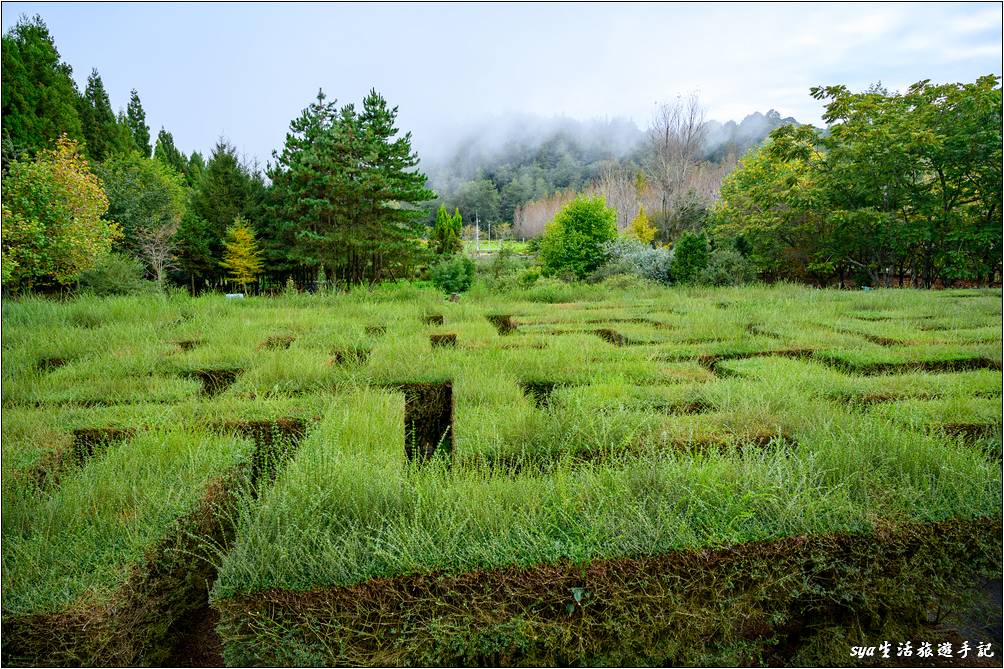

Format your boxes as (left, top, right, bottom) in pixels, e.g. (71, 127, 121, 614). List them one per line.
(421, 109, 801, 197)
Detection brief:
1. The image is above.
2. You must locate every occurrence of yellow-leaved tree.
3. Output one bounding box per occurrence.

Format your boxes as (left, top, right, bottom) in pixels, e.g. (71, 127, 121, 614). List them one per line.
(219, 215, 263, 291)
(1, 135, 120, 291)
(625, 206, 657, 244)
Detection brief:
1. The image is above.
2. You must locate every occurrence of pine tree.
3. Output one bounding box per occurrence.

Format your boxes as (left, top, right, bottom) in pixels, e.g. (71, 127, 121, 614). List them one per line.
(355, 88, 436, 281)
(126, 89, 151, 157)
(220, 215, 263, 291)
(269, 88, 435, 285)
(267, 89, 339, 277)
(1, 15, 84, 164)
(78, 69, 124, 161)
(154, 127, 187, 176)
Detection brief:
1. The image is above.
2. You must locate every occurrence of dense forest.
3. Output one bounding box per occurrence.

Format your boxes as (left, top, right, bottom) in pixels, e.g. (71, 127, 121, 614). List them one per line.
(2, 14, 1000, 294)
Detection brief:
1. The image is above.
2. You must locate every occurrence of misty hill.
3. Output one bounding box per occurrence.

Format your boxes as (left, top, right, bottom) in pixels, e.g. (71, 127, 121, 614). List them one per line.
(423, 110, 800, 224)
(701, 110, 800, 162)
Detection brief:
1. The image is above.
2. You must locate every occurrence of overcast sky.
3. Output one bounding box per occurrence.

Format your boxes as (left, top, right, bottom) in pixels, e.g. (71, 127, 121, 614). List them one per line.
(3, 2, 1001, 165)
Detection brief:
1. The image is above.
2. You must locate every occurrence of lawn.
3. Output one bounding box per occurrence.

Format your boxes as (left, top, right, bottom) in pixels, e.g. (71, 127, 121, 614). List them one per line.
(2, 282, 1001, 666)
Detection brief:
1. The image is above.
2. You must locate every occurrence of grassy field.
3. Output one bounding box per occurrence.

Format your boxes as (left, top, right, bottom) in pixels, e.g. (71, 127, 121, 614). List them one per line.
(463, 239, 531, 255)
(2, 282, 1001, 666)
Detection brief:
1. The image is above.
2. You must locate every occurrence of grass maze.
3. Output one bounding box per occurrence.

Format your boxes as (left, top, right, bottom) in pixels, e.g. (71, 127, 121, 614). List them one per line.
(1, 284, 1001, 666)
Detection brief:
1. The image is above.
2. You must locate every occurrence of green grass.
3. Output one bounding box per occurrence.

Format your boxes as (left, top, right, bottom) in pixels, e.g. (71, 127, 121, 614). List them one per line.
(2, 281, 1000, 665)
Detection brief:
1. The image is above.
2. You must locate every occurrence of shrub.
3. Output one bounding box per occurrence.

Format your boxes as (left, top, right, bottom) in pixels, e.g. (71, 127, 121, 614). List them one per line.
(474, 246, 534, 292)
(429, 255, 475, 294)
(591, 238, 674, 285)
(517, 266, 541, 288)
(624, 206, 657, 244)
(671, 232, 709, 284)
(539, 195, 617, 279)
(699, 246, 757, 286)
(75, 252, 159, 296)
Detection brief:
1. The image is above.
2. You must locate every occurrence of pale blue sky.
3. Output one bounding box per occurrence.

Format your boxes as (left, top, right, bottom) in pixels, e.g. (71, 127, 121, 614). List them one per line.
(3, 2, 1001, 165)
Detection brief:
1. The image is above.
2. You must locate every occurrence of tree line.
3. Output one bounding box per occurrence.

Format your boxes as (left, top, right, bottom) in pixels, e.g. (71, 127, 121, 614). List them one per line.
(711, 77, 1002, 288)
(2, 15, 433, 294)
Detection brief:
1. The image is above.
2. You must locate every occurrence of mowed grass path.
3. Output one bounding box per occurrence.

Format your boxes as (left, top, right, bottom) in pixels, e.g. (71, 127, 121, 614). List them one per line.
(1, 282, 1001, 665)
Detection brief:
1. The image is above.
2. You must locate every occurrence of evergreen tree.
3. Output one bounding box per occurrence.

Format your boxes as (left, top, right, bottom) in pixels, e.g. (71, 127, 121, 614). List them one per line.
(78, 69, 125, 161)
(267, 89, 339, 277)
(432, 203, 462, 254)
(188, 139, 263, 283)
(153, 127, 187, 176)
(220, 215, 263, 290)
(125, 89, 151, 157)
(355, 88, 436, 282)
(269, 88, 435, 285)
(186, 151, 205, 185)
(1, 15, 83, 164)
(671, 231, 710, 284)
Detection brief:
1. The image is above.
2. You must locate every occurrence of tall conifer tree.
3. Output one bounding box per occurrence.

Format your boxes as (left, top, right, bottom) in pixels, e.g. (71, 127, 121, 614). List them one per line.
(126, 89, 151, 157)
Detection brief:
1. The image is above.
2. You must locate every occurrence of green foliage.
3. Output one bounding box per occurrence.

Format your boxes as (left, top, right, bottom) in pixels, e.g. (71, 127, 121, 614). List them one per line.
(671, 232, 709, 284)
(94, 151, 186, 253)
(591, 237, 673, 285)
(269, 88, 435, 285)
(714, 76, 1003, 287)
(153, 128, 187, 178)
(429, 254, 475, 293)
(75, 251, 157, 296)
(432, 204, 462, 255)
(78, 68, 129, 161)
(698, 245, 756, 286)
(125, 89, 151, 158)
(187, 139, 265, 285)
(539, 195, 617, 279)
(1, 136, 119, 291)
(1, 15, 83, 163)
(454, 179, 501, 224)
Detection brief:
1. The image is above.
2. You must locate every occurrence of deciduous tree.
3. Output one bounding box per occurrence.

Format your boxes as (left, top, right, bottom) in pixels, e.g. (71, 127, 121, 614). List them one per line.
(1, 135, 119, 291)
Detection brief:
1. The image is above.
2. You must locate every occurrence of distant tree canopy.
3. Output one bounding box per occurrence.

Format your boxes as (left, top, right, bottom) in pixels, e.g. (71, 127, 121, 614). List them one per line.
(712, 76, 1003, 287)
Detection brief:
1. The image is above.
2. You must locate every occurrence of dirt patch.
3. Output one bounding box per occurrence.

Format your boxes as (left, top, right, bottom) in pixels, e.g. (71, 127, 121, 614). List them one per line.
(519, 381, 564, 408)
(938, 423, 1002, 440)
(400, 382, 453, 463)
(259, 335, 295, 350)
(422, 314, 445, 326)
(330, 347, 370, 365)
(189, 368, 242, 397)
(430, 333, 457, 348)
(696, 349, 813, 373)
(595, 328, 630, 346)
(2, 471, 244, 667)
(71, 427, 136, 464)
(165, 605, 224, 667)
(746, 324, 780, 338)
(816, 356, 1002, 376)
(486, 314, 518, 335)
(220, 418, 307, 488)
(36, 356, 68, 371)
(833, 328, 904, 346)
(365, 325, 386, 337)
